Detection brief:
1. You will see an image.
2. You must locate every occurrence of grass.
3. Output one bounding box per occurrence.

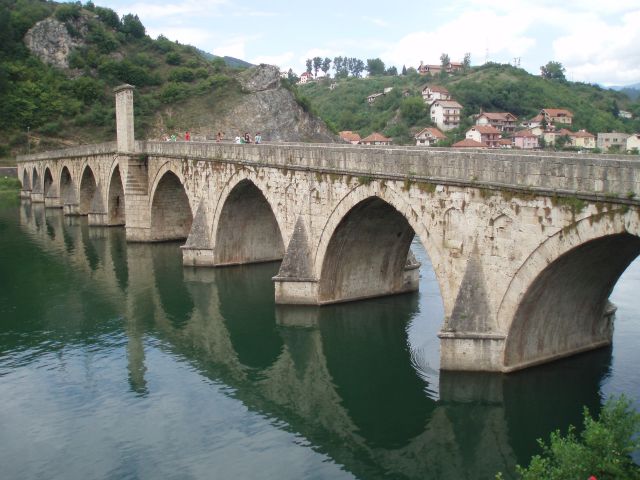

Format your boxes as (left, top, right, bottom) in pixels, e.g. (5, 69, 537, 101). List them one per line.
(0, 176, 21, 200)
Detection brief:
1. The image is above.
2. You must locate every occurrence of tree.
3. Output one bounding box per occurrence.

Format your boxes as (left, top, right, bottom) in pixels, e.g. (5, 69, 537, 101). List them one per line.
(440, 53, 450, 68)
(513, 396, 640, 480)
(366, 58, 385, 76)
(348, 57, 365, 77)
(321, 57, 331, 77)
(399, 97, 426, 125)
(386, 66, 398, 76)
(540, 61, 566, 81)
(312, 56, 322, 78)
(402, 65, 407, 75)
(463, 52, 471, 71)
(305, 59, 312, 75)
(120, 14, 145, 38)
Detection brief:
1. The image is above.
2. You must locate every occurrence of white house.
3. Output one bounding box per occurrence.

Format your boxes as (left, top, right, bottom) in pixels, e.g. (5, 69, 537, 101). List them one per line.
(465, 125, 501, 148)
(414, 127, 446, 146)
(627, 133, 640, 152)
(421, 85, 451, 105)
(430, 100, 462, 131)
(298, 72, 314, 84)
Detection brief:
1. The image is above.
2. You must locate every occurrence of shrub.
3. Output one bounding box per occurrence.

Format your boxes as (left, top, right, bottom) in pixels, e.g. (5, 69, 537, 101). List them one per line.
(509, 396, 640, 480)
(166, 52, 182, 66)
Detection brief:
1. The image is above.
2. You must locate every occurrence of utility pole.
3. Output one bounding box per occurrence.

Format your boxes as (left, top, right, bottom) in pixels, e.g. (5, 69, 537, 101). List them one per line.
(27, 126, 30, 155)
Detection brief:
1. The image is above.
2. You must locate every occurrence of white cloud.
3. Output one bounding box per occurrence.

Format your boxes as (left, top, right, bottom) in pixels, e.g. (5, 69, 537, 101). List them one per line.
(147, 27, 214, 46)
(123, 0, 228, 19)
(363, 16, 389, 27)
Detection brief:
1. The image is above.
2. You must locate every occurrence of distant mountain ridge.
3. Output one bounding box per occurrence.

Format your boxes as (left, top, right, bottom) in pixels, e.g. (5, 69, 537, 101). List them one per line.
(195, 48, 254, 69)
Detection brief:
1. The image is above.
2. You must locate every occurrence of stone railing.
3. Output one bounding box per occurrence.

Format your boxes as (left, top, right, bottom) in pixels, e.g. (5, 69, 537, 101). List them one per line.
(16, 142, 117, 162)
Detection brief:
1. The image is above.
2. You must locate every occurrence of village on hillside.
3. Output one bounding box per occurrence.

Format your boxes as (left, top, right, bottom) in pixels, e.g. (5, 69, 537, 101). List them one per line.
(294, 60, 640, 153)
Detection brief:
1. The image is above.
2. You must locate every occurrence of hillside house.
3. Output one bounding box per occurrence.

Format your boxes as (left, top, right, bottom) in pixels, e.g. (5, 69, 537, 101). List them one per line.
(475, 112, 518, 133)
(597, 132, 630, 152)
(421, 85, 451, 104)
(465, 125, 501, 148)
(627, 134, 640, 152)
(339, 131, 361, 144)
(418, 62, 442, 75)
(431, 100, 463, 131)
(619, 110, 633, 119)
(513, 130, 539, 149)
(498, 138, 513, 148)
(570, 130, 596, 149)
(452, 139, 485, 149)
(298, 72, 314, 84)
(360, 132, 391, 145)
(542, 108, 573, 125)
(415, 127, 446, 146)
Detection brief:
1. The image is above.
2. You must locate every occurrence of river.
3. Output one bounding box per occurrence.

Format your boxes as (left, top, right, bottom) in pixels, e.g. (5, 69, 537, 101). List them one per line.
(0, 197, 638, 479)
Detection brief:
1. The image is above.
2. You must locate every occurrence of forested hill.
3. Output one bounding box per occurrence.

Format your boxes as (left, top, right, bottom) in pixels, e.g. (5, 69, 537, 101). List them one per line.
(0, 0, 335, 161)
(297, 63, 640, 146)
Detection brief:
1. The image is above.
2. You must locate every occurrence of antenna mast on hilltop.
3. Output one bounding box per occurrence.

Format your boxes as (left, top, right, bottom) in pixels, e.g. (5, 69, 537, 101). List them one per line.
(513, 57, 521, 67)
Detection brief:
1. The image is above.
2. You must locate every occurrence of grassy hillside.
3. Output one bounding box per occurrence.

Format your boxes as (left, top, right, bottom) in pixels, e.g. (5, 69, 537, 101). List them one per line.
(0, 0, 248, 160)
(298, 63, 640, 146)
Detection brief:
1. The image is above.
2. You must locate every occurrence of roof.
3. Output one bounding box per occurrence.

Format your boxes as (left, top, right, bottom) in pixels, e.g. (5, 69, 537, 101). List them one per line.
(339, 131, 361, 142)
(421, 85, 450, 94)
(498, 139, 513, 145)
(478, 112, 517, 121)
(542, 108, 573, 117)
(432, 100, 463, 109)
(571, 129, 595, 138)
(361, 132, 391, 143)
(514, 130, 538, 138)
(415, 127, 446, 139)
(468, 125, 501, 135)
(452, 139, 485, 148)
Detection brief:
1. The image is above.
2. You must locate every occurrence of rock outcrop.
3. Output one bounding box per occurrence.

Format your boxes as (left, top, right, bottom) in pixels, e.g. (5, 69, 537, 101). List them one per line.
(24, 18, 79, 69)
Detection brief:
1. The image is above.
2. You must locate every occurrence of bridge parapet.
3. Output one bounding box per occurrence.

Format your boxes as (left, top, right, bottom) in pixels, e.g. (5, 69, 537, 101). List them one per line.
(137, 140, 640, 203)
(16, 142, 117, 162)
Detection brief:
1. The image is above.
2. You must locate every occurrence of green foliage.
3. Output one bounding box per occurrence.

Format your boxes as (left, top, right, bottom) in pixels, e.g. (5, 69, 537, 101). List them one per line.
(540, 60, 566, 81)
(166, 52, 182, 65)
(168, 67, 195, 83)
(512, 396, 640, 480)
(54, 3, 81, 22)
(400, 96, 428, 125)
(366, 58, 386, 76)
(119, 13, 145, 38)
(94, 6, 119, 29)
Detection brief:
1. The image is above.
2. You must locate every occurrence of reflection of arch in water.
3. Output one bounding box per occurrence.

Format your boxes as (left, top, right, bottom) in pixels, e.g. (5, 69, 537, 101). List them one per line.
(152, 242, 194, 328)
(318, 294, 432, 449)
(216, 262, 284, 371)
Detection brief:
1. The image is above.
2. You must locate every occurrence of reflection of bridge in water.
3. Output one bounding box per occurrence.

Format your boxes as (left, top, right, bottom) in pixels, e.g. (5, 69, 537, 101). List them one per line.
(19, 202, 611, 479)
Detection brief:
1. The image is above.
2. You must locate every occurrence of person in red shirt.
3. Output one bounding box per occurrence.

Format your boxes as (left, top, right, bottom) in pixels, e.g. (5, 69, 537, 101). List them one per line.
(185, 131, 191, 141)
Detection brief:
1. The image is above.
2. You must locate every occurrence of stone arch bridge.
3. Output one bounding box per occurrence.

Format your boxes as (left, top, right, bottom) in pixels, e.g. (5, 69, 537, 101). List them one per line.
(16, 85, 640, 372)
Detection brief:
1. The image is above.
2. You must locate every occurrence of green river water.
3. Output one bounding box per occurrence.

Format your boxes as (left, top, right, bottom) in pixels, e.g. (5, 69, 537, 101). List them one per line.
(0, 197, 638, 479)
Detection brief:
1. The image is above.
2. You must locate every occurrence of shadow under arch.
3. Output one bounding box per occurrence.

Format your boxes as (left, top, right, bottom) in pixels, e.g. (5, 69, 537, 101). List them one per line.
(318, 196, 417, 304)
(214, 179, 284, 265)
(43, 167, 54, 199)
(504, 231, 640, 370)
(60, 166, 76, 208)
(22, 168, 31, 191)
(31, 167, 40, 193)
(107, 164, 125, 226)
(150, 170, 193, 241)
(79, 165, 97, 215)
(152, 242, 194, 329)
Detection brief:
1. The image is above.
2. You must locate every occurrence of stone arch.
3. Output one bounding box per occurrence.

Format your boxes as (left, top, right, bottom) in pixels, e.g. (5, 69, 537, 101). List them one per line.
(210, 168, 287, 252)
(22, 168, 31, 191)
(315, 182, 445, 305)
(43, 166, 54, 198)
(59, 165, 76, 206)
(500, 210, 640, 371)
(213, 178, 285, 265)
(107, 163, 125, 225)
(31, 167, 41, 194)
(79, 165, 98, 215)
(150, 170, 193, 241)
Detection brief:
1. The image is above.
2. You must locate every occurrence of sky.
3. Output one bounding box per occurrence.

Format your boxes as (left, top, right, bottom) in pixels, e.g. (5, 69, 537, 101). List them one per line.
(98, 0, 640, 87)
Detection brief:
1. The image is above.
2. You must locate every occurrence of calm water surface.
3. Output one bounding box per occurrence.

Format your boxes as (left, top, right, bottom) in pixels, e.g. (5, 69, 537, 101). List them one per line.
(1, 198, 638, 480)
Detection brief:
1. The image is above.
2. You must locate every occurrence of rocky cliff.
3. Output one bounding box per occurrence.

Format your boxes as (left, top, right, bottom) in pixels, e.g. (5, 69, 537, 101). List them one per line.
(152, 64, 338, 143)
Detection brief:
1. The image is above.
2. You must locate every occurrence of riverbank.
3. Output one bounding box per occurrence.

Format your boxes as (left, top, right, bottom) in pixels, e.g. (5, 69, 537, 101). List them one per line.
(0, 176, 21, 199)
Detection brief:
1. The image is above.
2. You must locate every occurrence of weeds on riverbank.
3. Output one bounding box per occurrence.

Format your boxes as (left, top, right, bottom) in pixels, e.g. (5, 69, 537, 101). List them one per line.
(0, 177, 21, 200)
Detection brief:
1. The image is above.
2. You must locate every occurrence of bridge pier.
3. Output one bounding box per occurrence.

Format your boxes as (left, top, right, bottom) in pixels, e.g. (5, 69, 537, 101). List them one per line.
(45, 195, 61, 208)
(63, 203, 81, 216)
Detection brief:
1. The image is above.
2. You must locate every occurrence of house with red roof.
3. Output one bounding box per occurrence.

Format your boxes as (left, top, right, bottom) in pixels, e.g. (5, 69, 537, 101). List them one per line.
(415, 127, 446, 146)
(452, 139, 485, 149)
(465, 125, 501, 148)
(475, 112, 518, 133)
(339, 131, 361, 144)
(298, 72, 314, 84)
(360, 132, 391, 145)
